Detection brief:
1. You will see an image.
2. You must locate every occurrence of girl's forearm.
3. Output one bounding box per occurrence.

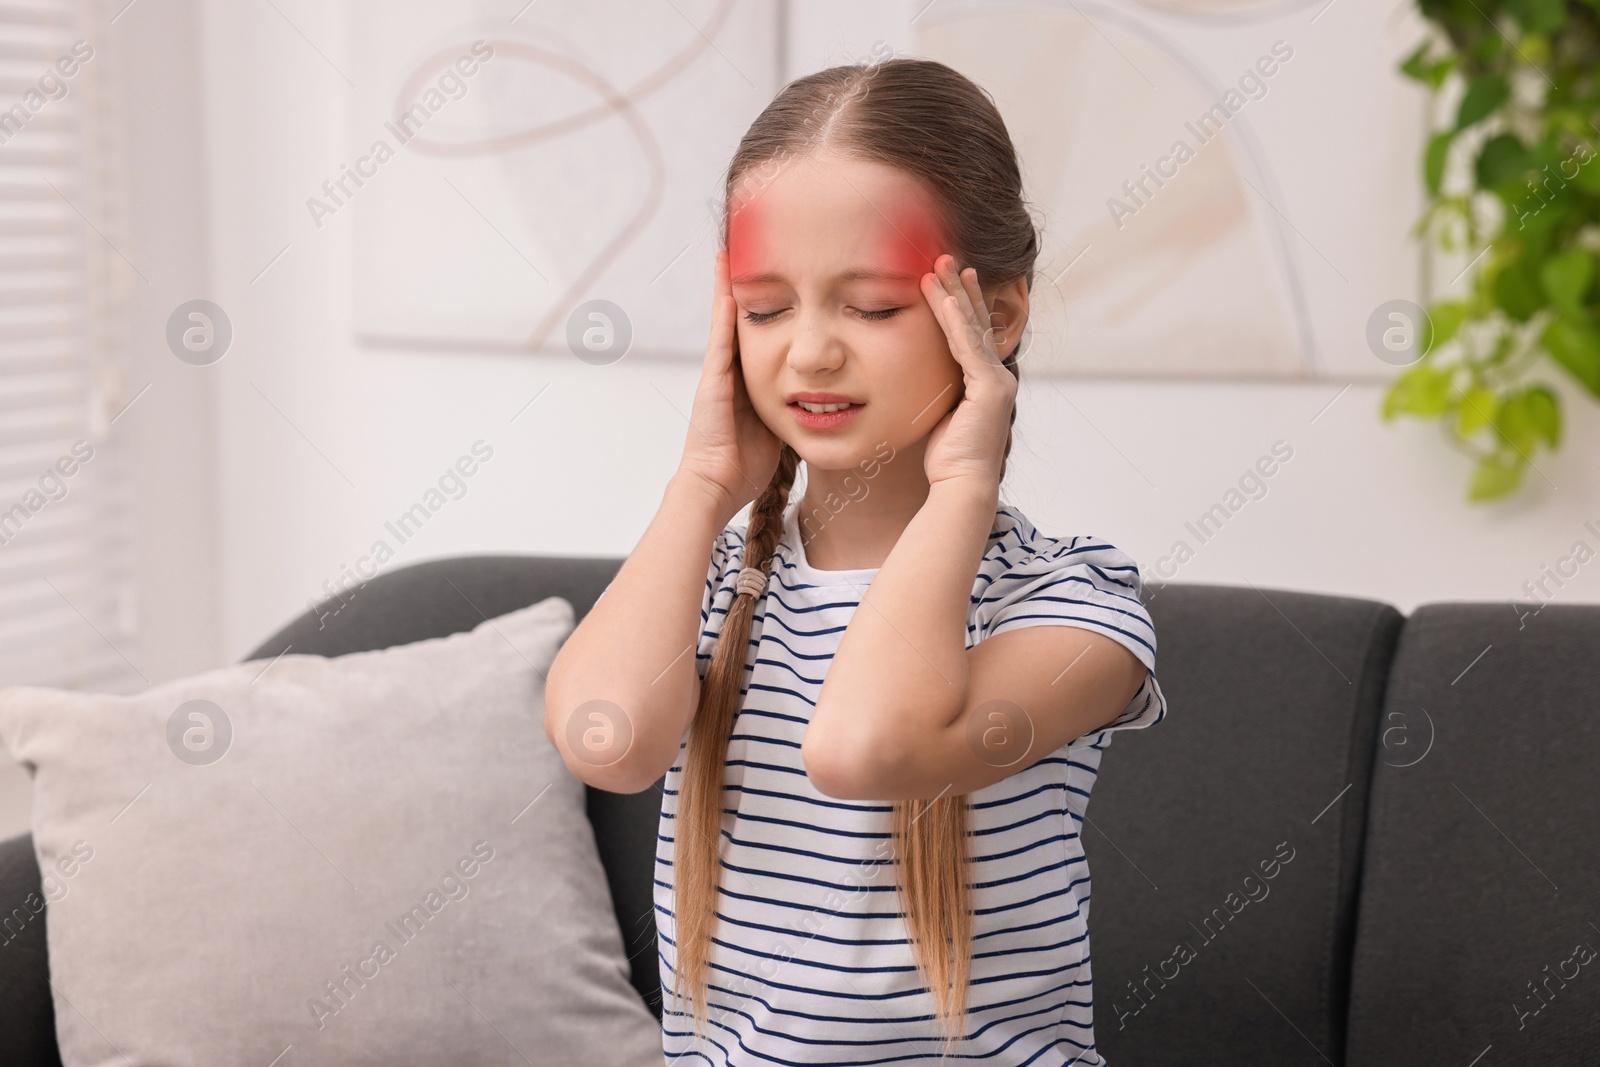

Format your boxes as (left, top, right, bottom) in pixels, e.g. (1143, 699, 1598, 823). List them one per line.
(544, 473, 732, 793)
(806, 476, 1000, 780)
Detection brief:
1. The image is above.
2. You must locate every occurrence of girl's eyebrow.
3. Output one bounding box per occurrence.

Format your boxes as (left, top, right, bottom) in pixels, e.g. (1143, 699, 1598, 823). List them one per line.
(730, 267, 920, 285)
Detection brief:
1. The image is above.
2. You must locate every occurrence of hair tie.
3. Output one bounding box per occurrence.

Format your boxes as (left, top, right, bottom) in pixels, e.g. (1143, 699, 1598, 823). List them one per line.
(734, 566, 768, 599)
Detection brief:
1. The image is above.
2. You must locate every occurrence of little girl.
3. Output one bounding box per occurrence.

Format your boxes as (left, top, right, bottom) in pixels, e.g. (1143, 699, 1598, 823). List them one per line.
(546, 58, 1166, 1067)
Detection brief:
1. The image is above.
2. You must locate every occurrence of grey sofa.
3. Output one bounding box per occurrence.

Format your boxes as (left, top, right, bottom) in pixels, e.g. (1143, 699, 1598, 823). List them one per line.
(1, 555, 1596, 1065)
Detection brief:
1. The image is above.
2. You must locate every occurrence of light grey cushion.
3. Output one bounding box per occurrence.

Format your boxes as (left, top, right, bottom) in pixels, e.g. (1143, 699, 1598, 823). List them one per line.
(0, 597, 660, 1067)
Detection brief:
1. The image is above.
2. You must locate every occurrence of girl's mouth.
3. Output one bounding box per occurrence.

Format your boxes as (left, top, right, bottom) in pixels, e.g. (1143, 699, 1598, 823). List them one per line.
(789, 400, 863, 430)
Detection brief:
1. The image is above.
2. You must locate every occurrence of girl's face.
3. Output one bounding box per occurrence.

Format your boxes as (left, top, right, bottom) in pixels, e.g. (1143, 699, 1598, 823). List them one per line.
(727, 150, 966, 474)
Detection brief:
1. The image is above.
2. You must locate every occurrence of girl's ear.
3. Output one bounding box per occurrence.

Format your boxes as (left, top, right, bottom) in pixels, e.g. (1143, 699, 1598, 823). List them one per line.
(983, 277, 1030, 361)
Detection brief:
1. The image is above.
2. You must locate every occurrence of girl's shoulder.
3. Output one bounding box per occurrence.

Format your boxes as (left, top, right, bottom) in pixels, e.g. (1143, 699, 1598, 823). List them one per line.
(974, 503, 1156, 665)
(978, 503, 1166, 735)
(979, 504, 1146, 590)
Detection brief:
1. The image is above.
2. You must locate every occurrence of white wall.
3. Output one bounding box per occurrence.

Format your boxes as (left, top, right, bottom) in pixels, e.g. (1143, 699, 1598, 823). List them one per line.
(191, 0, 1600, 670)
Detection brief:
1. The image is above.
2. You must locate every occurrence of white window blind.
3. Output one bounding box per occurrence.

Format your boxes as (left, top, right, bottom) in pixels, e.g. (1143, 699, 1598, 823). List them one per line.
(0, 0, 140, 694)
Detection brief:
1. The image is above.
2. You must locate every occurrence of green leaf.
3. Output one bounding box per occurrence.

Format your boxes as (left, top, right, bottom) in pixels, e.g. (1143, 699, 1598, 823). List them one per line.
(1540, 249, 1595, 315)
(1493, 255, 1545, 321)
(1400, 42, 1432, 82)
(1505, 0, 1567, 33)
(1570, 145, 1600, 194)
(1429, 300, 1470, 347)
(1475, 133, 1532, 189)
(1542, 315, 1600, 397)
(1456, 73, 1510, 130)
(1457, 384, 1497, 436)
(1506, 187, 1550, 232)
(1469, 455, 1525, 500)
(1425, 131, 1455, 196)
(1383, 363, 1454, 419)
(1400, 43, 1457, 89)
(1492, 390, 1539, 453)
(1522, 384, 1561, 447)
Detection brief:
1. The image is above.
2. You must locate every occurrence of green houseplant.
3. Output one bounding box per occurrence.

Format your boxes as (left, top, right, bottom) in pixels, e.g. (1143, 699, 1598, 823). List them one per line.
(1388, 0, 1600, 500)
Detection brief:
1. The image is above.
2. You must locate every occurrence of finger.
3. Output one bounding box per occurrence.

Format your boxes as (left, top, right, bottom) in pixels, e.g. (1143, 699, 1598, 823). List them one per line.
(922, 259, 985, 369)
(704, 248, 737, 377)
(923, 260, 975, 347)
(934, 290, 984, 377)
(949, 264, 1006, 367)
(935, 257, 999, 364)
(922, 271, 976, 366)
(957, 267, 996, 341)
(935, 255, 978, 327)
(928, 282, 992, 380)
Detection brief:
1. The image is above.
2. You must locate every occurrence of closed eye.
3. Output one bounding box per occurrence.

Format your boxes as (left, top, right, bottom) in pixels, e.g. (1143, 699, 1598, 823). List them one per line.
(740, 307, 905, 325)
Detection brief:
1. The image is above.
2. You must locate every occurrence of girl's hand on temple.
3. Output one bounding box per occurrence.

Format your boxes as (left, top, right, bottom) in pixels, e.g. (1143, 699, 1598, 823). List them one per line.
(919, 254, 1017, 491)
(675, 247, 782, 525)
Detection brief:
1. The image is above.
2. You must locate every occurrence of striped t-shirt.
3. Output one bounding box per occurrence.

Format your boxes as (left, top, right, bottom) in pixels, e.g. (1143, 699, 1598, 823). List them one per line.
(656, 499, 1167, 1066)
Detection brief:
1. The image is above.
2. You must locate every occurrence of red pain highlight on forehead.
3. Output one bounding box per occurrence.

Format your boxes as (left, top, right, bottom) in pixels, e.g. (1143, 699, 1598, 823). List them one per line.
(878, 201, 945, 279)
(727, 195, 764, 283)
(726, 189, 947, 283)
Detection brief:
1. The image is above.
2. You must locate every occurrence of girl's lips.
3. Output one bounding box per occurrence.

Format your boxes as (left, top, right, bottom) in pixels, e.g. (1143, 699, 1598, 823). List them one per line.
(789, 401, 864, 430)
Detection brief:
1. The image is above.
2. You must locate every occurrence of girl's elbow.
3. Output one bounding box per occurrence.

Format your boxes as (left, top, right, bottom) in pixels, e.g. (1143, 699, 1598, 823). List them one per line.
(802, 729, 879, 800)
(546, 694, 665, 793)
(568, 758, 655, 795)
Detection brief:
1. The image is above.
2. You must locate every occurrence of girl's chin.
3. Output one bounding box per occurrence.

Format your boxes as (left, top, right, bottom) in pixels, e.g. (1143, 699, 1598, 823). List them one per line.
(782, 434, 898, 474)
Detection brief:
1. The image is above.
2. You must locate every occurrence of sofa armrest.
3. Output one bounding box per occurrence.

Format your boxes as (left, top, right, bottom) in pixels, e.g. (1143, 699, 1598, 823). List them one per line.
(0, 833, 62, 1066)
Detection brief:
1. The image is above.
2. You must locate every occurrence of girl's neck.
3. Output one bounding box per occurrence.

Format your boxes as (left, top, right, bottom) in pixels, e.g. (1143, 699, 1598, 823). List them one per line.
(794, 455, 933, 571)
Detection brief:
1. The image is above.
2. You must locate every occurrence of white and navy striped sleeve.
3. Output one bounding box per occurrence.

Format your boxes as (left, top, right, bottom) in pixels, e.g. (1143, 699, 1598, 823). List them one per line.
(695, 523, 746, 681)
(978, 535, 1166, 733)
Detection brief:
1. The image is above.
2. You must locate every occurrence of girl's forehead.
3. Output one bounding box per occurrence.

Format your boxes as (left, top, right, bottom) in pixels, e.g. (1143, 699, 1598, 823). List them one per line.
(728, 157, 945, 285)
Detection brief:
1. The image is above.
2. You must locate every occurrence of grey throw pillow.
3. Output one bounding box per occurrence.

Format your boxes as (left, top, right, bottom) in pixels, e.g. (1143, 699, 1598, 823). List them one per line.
(0, 596, 660, 1066)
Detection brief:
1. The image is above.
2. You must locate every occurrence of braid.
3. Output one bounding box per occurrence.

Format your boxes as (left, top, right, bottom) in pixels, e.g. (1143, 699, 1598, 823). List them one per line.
(737, 444, 801, 599)
(672, 443, 800, 1042)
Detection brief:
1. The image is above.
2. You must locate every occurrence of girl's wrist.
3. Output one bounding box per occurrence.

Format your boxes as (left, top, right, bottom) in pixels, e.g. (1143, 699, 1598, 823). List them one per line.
(666, 470, 740, 530)
(926, 473, 1000, 514)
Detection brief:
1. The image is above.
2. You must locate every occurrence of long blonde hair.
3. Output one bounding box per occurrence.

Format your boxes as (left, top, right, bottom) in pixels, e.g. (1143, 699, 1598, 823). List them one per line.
(672, 57, 1037, 1054)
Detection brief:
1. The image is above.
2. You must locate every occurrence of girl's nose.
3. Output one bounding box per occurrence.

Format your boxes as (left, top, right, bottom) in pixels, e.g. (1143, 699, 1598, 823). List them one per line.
(785, 310, 846, 375)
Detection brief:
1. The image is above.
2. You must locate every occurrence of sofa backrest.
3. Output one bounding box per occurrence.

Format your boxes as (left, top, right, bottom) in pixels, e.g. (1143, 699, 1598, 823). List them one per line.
(1092, 583, 1402, 1066)
(1343, 602, 1600, 1065)
(0, 831, 58, 1065)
